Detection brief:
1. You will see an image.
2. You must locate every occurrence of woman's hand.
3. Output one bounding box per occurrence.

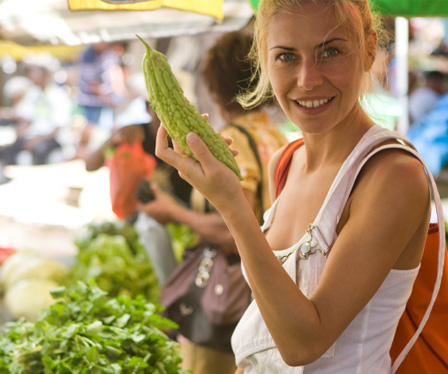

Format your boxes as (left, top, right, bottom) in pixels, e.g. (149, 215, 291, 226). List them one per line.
(155, 124, 244, 214)
(110, 124, 144, 146)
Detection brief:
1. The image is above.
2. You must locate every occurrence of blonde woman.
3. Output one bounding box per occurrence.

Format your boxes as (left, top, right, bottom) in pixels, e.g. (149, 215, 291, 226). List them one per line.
(156, 0, 432, 372)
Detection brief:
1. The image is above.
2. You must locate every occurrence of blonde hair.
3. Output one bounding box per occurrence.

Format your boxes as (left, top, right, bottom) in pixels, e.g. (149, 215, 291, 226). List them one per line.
(239, 0, 387, 109)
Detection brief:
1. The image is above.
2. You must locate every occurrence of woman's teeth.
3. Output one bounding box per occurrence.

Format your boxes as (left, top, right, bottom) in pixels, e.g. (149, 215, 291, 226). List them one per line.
(297, 97, 332, 108)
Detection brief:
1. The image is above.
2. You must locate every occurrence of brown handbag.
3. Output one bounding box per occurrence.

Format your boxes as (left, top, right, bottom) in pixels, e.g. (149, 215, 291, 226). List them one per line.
(159, 245, 251, 352)
(160, 124, 262, 352)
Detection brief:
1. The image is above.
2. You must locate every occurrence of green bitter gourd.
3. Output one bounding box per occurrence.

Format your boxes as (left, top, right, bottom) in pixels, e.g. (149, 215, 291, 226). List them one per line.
(137, 35, 243, 180)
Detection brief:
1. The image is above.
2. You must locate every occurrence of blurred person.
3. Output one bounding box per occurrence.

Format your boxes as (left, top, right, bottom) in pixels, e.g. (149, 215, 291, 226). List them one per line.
(138, 30, 288, 374)
(409, 70, 446, 124)
(408, 91, 448, 177)
(84, 72, 194, 284)
(0, 65, 72, 166)
(114, 72, 152, 128)
(75, 42, 126, 159)
(84, 70, 195, 205)
(0, 76, 33, 128)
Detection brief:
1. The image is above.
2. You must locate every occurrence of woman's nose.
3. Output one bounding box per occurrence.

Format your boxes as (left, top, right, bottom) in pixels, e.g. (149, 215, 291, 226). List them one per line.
(297, 59, 323, 91)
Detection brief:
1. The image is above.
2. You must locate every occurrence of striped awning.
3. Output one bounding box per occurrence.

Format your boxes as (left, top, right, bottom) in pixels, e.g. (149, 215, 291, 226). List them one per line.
(0, 0, 254, 46)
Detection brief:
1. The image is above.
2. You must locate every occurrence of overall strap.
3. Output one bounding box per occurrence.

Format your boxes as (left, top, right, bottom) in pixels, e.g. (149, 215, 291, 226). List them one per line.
(324, 140, 445, 372)
(273, 126, 445, 371)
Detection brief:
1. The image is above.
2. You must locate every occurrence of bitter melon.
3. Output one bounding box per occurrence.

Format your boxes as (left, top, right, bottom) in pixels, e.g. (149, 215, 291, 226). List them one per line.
(137, 35, 243, 181)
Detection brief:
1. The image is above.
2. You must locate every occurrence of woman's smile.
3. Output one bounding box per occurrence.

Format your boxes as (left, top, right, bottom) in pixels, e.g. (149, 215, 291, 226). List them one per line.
(293, 96, 335, 114)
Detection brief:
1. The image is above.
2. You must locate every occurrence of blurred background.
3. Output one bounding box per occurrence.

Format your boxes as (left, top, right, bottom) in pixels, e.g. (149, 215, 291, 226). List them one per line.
(0, 0, 448, 323)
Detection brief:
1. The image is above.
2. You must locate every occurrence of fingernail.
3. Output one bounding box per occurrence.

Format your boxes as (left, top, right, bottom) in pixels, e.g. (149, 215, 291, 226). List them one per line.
(186, 132, 198, 144)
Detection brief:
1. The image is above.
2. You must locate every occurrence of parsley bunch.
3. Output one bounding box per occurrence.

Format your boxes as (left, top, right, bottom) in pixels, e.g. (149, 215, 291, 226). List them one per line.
(0, 280, 188, 373)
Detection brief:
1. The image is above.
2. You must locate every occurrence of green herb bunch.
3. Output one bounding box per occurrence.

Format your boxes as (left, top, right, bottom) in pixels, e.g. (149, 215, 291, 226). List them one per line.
(0, 280, 188, 374)
(71, 221, 159, 303)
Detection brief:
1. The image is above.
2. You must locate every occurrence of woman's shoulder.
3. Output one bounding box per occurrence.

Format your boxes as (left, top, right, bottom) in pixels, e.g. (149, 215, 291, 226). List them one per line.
(363, 141, 427, 183)
(352, 143, 430, 215)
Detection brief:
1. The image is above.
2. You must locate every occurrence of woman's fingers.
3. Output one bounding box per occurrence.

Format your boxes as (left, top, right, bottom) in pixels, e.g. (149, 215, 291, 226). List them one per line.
(155, 125, 204, 184)
(155, 125, 178, 166)
(185, 132, 218, 171)
(221, 136, 238, 156)
(156, 124, 238, 185)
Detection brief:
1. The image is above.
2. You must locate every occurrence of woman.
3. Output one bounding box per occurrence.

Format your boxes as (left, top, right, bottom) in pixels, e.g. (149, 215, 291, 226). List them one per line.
(139, 31, 287, 374)
(156, 0, 431, 372)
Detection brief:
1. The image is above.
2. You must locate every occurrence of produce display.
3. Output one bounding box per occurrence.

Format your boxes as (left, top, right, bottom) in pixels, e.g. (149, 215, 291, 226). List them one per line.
(0, 251, 70, 322)
(0, 280, 188, 373)
(0, 219, 200, 371)
(137, 35, 243, 181)
(71, 221, 160, 303)
(165, 222, 197, 264)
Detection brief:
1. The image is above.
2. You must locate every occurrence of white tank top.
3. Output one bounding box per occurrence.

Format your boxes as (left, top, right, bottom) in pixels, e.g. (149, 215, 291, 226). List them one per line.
(231, 126, 444, 373)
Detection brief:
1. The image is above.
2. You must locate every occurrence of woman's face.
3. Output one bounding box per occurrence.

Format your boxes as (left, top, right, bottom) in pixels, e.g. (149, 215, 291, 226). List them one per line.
(266, 3, 365, 135)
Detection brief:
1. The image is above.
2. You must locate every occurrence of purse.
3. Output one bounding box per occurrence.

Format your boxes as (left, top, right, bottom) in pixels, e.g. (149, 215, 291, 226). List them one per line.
(159, 245, 251, 352)
(275, 135, 448, 373)
(159, 124, 263, 352)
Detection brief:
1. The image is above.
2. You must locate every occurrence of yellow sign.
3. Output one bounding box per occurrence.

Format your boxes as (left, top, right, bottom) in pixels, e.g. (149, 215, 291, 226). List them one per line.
(0, 40, 82, 60)
(68, 0, 224, 20)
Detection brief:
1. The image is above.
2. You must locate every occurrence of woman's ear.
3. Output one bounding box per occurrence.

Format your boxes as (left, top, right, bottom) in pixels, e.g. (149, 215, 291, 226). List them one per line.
(364, 30, 378, 72)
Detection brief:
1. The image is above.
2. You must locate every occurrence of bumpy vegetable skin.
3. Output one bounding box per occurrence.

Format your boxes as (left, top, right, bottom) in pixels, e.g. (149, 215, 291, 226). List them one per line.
(137, 35, 243, 180)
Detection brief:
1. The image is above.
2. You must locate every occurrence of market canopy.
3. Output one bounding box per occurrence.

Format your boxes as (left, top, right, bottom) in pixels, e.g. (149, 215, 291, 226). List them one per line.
(247, 0, 448, 17)
(0, 0, 253, 47)
(2, 0, 448, 49)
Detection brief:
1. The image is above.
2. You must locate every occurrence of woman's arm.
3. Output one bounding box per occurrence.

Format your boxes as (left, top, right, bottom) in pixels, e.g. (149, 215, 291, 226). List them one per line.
(229, 150, 429, 365)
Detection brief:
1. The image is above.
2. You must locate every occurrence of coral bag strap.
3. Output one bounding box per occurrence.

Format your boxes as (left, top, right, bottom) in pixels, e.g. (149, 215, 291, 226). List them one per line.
(275, 138, 305, 197)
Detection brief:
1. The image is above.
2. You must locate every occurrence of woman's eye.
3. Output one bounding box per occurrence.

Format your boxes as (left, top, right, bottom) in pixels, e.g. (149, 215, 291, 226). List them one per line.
(278, 52, 296, 62)
(321, 47, 339, 59)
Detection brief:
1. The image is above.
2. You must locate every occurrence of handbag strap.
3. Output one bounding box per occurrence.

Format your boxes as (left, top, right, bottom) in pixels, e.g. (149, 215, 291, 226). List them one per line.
(227, 123, 265, 224)
(275, 137, 305, 197)
(274, 126, 445, 371)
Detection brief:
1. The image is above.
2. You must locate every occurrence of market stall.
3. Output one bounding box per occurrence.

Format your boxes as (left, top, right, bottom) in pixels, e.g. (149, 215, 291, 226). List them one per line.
(0, 1, 447, 371)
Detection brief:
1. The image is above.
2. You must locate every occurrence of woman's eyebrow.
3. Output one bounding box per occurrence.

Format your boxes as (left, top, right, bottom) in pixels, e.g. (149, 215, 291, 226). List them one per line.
(315, 37, 347, 50)
(269, 38, 347, 51)
(269, 45, 295, 51)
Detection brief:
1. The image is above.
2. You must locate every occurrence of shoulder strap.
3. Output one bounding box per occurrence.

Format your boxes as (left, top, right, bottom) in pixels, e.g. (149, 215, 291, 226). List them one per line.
(275, 138, 305, 197)
(323, 131, 445, 372)
(227, 123, 265, 223)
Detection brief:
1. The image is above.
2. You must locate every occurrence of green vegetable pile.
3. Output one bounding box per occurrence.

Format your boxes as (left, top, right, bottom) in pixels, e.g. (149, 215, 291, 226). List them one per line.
(71, 221, 159, 303)
(0, 280, 188, 373)
(165, 223, 197, 264)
